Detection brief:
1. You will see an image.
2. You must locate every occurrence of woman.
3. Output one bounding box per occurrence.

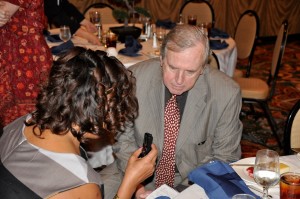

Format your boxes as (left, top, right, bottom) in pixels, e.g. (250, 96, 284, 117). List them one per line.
(0, 0, 53, 126)
(0, 47, 157, 199)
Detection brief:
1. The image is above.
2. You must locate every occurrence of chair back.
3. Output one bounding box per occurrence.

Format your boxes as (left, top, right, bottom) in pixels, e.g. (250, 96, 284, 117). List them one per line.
(208, 51, 220, 70)
(234, 10, 260, 77)
(179, 0, 215, 27)
(83, 3, 119, 24)
(284, 100, 300, 155)
(268, 20, 288, 99)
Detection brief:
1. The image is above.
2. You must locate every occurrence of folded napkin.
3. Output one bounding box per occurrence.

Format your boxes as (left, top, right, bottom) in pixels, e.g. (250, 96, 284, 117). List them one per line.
(118, 35, 142, 57)
(188, 160, 259, 199)
(209, 39, 229, 50)
(51, 40, 74, 55)
(210, 28, 230, 39)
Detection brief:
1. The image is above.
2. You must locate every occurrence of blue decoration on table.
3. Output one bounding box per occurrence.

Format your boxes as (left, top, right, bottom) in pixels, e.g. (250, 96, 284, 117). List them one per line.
(51, 40, 74, 55)
(209, 39, 229, 50)
(210, 28, 230, 39)
(188, 160, 259, 199)
(118, 35, 142, 57)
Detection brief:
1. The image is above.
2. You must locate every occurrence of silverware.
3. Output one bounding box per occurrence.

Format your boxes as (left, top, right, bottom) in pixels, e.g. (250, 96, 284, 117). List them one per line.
(230, 163, 254, 167)
(247, 184, 273, 198)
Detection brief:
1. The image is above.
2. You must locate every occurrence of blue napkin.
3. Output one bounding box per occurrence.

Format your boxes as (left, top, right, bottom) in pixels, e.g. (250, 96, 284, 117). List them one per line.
(209, 39, 229, 50)
(156, 20, 176, 29)
(188, 160, 259, 199)
(210, 28, 230, 39)
(51, 40, 74, 55)
(118, 35, 142, 57)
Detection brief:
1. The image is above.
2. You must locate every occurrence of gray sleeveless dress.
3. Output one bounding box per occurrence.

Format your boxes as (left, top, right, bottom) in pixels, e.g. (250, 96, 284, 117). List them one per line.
(0, 114, 103, 198)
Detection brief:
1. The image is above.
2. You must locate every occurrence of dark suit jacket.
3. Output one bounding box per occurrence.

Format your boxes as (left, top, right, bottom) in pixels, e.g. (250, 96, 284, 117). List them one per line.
(114, 58, 243, 186)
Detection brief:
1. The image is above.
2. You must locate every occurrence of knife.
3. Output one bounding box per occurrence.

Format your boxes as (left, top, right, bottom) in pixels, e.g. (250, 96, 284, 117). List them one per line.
(230, 163, 254, 167)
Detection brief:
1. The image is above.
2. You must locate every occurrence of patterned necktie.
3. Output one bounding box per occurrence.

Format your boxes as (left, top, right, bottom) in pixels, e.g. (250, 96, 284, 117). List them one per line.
(155, 95, 180, 188)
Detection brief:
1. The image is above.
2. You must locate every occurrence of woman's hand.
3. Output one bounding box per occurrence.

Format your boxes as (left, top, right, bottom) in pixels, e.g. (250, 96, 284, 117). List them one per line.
(75, 27, 101, 45)
(0, 2, 10, 27)
(116, 144, 158, 199)
(80, 18, 98, 33)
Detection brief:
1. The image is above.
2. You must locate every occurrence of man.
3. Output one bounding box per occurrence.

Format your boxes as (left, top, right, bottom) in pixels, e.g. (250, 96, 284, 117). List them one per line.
(100, 24, 243, 198)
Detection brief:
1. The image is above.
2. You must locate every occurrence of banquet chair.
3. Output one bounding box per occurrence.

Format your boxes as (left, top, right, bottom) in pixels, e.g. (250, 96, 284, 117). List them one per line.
(179, 0, 215, 28)
(233, 10, 260, 78)
(234, 20, 289, 148)
(283, 100, 300, 155)
(208, 51, 220, 70)
(83, 3, 119, 24)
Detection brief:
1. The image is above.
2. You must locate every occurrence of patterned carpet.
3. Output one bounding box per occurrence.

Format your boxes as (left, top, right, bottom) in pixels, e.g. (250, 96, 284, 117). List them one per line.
(239, 35, 300, 157)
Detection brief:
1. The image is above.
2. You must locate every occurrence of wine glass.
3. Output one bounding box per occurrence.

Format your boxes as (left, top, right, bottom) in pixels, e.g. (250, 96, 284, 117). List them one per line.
(89, 11, 102, 39)
(59, 25, 71, 42)
(253, 149, 280, 199)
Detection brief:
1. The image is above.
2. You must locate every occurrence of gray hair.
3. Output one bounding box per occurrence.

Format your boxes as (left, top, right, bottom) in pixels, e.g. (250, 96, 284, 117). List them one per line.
(160, 25, 210, 67)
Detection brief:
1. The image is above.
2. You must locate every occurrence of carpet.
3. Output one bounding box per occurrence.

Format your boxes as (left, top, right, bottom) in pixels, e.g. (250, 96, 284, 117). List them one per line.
(238, 36, 300, 157)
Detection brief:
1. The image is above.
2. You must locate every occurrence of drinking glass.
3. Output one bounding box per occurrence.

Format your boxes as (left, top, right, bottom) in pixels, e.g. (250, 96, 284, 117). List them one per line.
(89, 11, 102, 38)
(188, 15, 197, 25)
(59, 25, 71, 42)
(253, 149, 280, 199)
(156, 27, 166, 45)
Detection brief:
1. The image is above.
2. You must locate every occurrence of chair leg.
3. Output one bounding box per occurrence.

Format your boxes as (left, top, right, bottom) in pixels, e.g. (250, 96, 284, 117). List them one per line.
(259, 101, 282, 148)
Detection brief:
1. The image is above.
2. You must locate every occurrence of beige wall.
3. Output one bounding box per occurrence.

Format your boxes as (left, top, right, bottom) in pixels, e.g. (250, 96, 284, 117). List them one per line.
(69, 0, 300, 37)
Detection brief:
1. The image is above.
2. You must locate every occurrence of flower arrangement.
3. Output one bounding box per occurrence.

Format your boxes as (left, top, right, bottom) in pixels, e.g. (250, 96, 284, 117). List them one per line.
(110, 0, 151, 23)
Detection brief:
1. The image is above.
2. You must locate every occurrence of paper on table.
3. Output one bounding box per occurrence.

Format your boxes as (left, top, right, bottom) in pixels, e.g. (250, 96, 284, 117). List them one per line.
(146, 184, 209, 199)
(2, 1, 19, 17)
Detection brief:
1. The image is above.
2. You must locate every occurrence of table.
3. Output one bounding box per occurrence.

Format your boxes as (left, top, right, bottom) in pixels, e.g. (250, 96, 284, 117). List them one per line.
(232, 155, 300, 199)
(47, 26, 237, 77)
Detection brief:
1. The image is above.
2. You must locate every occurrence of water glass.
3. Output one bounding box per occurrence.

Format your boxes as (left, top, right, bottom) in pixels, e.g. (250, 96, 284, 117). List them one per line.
(59, 25, 71, 42)
(253, 149, 280, 199)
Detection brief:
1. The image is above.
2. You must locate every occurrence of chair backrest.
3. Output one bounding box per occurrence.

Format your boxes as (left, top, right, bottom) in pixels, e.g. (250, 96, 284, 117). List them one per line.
(268, 20, 288, 99)
(83, 3, 119, 24)
(179, 0, 215, 27)
(234, 10, 259, 77)
(284, 100, 300, 155)
(208, 51, 220, 70)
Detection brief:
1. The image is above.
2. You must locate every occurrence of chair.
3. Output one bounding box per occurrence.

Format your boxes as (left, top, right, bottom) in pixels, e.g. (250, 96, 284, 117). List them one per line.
(233, 10, 260, 78)
(283, 100, 300, 155)
(208, 51, 220, 70)
(234, 20, 289, 148)
(83, 3, 119, 24)
(179, 0, 215, 28)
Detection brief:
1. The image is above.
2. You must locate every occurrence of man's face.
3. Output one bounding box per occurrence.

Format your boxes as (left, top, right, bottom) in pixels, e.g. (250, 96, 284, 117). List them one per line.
(161, 43, 205, 95)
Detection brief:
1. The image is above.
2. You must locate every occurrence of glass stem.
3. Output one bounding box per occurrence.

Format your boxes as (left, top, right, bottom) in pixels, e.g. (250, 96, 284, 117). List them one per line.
(262, 187, 268, 199)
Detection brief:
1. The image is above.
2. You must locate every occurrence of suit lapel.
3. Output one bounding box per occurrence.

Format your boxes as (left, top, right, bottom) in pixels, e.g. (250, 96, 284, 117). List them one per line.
(176, 71, 208, 152)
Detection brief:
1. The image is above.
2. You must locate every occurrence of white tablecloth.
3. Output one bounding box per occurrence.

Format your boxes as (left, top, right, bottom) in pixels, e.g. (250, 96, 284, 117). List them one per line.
(47, 26, 237, 77)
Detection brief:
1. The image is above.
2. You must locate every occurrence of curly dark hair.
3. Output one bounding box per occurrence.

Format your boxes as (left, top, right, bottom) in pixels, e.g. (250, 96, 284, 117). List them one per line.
(26, 47, 138, 143)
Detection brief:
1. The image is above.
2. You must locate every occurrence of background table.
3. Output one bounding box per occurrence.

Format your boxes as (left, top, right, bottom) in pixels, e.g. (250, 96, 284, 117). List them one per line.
(47, 26, 237, 77)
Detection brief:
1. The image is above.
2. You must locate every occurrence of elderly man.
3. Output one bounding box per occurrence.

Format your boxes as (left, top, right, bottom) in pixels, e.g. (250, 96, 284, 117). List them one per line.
(100, 24, 243, 199)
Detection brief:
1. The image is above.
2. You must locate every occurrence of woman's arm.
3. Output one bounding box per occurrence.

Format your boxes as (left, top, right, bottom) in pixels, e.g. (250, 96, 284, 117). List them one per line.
(116, 144, 158, 199)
